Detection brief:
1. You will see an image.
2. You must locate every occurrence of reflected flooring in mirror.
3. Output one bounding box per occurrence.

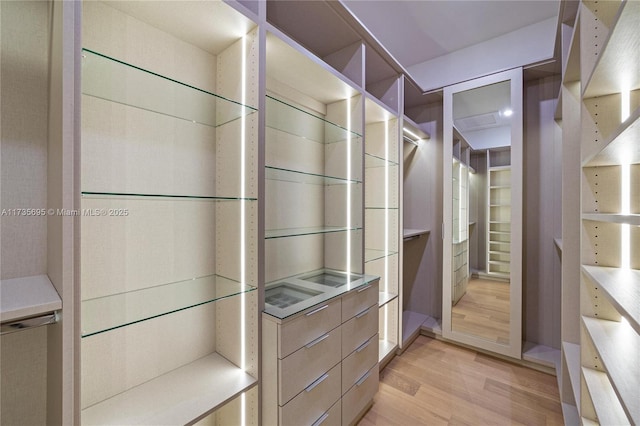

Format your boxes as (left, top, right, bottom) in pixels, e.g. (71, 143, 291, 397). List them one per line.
(451, 278, 510, 344)
(359, 336, 563, 425)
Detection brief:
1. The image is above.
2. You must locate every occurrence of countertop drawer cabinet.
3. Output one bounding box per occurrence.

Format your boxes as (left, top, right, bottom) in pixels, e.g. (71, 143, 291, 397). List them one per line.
(341, 305, 378, 357)
(342, 366, 379, 426)
(341, 334, 378, 394)
(280, 363, 341, 426)
(279, 326, 342, 404)
(279, 299, 342, 358)
(341, 281, 378, 321)
(263, 278, 380, 426)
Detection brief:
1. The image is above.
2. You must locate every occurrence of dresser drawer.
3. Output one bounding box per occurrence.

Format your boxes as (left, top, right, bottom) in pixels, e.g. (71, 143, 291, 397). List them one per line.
(342, 334, 378, 394)
(310, 399, 341, 426)
(280, 298, 341, 358)
(279, 325, 341, 404)
(341, 280, 378, 321)
(341, 366, 379, 426)
(341, 304, 378, 357)
(280, 363, 341, 426)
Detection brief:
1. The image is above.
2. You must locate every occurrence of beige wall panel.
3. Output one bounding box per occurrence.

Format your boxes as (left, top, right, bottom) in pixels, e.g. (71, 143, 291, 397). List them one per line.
(265, 127, 324, 175)
(215, 201, 257, 285)
(82, 1, 217, 94)
(216, 290, 258, 378)
(379, 299, 399, 344)
(265, 235, 324, 282)
(325, 184, 362, 228)
(81, 302, 216, 408)
(81, 198, 216, 300)
(325, 230, 363, 274)
(0, 0, 49, 280)
(631, 164, 640, 214)
(216, 27, 259, 109)
(265, 180, 323, 231)
(0, 327, 48, 426)
(216, 113, 258, 199)
(325, 137, 363, 182)
(582, 165, 621, 213)
(365, 165, 399, 208)
(366, 254, 399, 295)
(81, 96, 217, 196)
(365, 209, 398, 252)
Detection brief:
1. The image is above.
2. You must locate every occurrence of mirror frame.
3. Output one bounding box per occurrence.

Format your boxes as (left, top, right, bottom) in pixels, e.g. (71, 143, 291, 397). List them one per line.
(442, 68, 523, 359)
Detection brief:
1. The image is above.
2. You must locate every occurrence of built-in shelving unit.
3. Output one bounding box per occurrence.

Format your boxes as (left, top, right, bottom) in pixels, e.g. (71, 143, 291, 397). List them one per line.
(0, 276, 61, 327)
(452, 130, 470, 304)
(486, 155, 511, 278)
(578, 1, 640, 424)
(80, 2, 259, 423)
(364, 95, 400, 366)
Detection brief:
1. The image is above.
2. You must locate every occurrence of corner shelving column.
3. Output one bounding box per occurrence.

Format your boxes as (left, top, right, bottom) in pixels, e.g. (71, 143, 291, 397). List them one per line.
(486, 151, 511, 279)
(364, 95, 400, 366)
(579, 1, 639, 424)
(80, 2, 259, 424)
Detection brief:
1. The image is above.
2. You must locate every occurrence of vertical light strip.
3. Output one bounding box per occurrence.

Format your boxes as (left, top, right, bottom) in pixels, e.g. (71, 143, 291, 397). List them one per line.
(346, 97, 351, 278)
(384, 117, 389, 341)
(240, 34, 247, 426)
(621, 163, 630, 269)
(621, 83, 630, 122)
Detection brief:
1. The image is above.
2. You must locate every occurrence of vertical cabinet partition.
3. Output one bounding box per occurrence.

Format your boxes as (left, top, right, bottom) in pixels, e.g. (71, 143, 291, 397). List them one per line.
(364, 97, 400, 365)
(80, 2, 259, 424)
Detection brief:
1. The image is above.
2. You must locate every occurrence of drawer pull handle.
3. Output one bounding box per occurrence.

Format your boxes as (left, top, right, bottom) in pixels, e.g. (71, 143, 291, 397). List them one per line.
(305, 333, 330, 349)
(311, 412, 329, 426)
(356, 371, 371, 387)
(356, 339, 372, 353)
(305, 304, 329, 316)
(357, 284, 372, 293)
(305, 373, 329, 393)
(355, 307, 371, 319)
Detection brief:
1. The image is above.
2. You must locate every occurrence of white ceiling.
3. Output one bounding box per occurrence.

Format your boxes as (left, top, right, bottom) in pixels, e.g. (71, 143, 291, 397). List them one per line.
(343, 0, 560, 90)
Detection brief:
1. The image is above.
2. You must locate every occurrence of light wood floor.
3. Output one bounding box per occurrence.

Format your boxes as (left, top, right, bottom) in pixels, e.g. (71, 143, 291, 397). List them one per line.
(359, 336, 563, 426)
(452, 278, 510, 344)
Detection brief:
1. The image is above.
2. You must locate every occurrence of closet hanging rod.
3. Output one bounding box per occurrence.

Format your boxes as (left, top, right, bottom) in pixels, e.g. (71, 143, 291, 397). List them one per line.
(1, 312, 58, 335)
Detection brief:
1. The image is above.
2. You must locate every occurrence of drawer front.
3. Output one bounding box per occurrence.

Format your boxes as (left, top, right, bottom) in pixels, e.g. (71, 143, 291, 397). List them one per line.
(279, 326, 341, 404)
(280, 298, 341, 358)
(341, 280, 379, 321)
(342, 334, 378, 394)
(341, 304, 378, 357)
(342, 366, 379, 426)
(310, 399, 341, 426)
(280, 363, 341, 426)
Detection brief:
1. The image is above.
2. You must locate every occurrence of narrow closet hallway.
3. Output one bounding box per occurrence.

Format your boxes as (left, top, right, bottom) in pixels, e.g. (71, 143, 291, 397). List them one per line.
(360, 336, 563, 425)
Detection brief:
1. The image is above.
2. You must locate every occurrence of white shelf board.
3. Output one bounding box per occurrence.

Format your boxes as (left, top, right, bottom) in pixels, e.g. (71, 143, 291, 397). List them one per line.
(379, 339, 396, 364)
(420, 315, 442, 336)
(403, 228, 429, 240)
(582, 367, 630, 426)
(378, 292, 397, 308)
(563, 341, 581, 409)
(581, 316, 640, 424)
(0, 275, 61, 323)
(554, 238, 563, 252)
(489, 165, 511, 171)
(522, 342, 560, 370)
(582, 213, 640, 227)
(81, 353, 257, 425)
(583, 1, 640, 98)
(402, 310, 428, 346)
(581, 417, 599, 426)
(581, 265, 640, 334)
(583, 108, 640, 167)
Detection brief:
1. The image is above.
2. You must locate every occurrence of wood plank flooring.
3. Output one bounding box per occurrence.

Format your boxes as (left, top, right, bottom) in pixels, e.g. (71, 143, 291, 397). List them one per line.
(359, 336, 563, 426)
(452, 278, 510, 344)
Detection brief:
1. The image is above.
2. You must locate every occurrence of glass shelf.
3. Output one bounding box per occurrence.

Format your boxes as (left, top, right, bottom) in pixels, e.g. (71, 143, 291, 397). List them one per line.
(265, 226, 362, 239)
(365, 206, 399, 210)
(81, 191, 257, 201)
(365, 153, 399, 168)
(81, 275, 255, 337)
(266, 95, 362, 144)
(365, 249, 398, 263)
(265, 166, 361, 185)
(81, 49, 256, 128)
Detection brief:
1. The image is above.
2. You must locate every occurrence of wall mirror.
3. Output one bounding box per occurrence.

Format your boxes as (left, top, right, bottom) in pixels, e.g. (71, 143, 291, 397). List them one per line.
(442, 69, 523, 358)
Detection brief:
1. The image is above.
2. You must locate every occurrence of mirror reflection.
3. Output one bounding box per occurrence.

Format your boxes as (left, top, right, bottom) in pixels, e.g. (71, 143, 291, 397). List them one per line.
(450, 80, 512, 345)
